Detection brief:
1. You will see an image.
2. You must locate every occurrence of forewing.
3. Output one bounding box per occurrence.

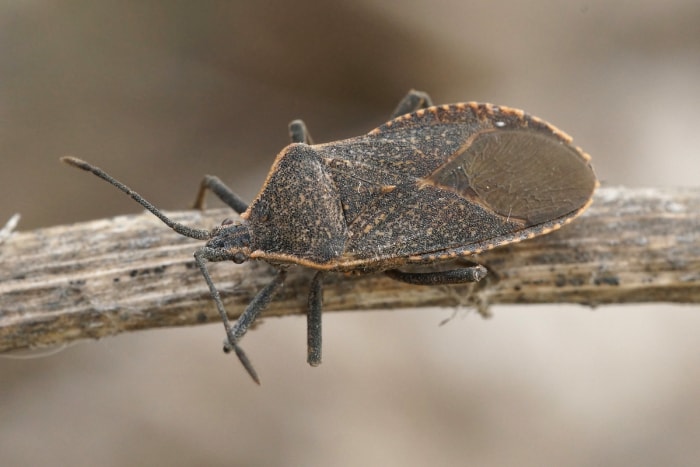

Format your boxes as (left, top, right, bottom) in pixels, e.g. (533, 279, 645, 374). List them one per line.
(343, 184, 526, 260)
(318, 103, 596, 260)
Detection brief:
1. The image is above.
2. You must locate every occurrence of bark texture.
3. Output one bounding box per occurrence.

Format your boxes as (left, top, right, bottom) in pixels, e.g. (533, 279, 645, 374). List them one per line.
(1, 186, 698, 352)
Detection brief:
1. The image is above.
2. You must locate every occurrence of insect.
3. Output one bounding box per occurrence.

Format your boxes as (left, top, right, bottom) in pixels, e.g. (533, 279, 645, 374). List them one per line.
(63, 90, 597, 383)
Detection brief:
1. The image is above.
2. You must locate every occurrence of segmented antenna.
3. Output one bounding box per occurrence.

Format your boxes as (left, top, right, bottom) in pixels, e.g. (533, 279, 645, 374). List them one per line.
(61, 157, 211, 240)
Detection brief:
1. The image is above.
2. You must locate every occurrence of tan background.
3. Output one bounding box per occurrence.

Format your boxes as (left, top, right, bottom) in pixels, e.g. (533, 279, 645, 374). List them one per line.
(2, 1, 700, 466)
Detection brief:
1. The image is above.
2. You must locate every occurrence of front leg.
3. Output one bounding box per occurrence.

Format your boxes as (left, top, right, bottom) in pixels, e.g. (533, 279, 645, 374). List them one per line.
(195, 246, 287, 384)
(192, 175, 249, 214)
(192, 117, 315, 211)
(223, 268, 288, 384)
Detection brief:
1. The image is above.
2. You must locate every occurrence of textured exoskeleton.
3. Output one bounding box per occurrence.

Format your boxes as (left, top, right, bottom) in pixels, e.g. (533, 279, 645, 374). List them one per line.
(63, 90, 597, 383)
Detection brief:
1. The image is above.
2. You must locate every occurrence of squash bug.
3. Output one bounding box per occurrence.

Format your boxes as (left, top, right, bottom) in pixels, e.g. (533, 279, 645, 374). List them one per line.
(62, 90, 597, 383)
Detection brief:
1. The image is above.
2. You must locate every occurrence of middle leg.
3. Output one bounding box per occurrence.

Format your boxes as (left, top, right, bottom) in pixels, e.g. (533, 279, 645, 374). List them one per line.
(307, 271, 325, 366)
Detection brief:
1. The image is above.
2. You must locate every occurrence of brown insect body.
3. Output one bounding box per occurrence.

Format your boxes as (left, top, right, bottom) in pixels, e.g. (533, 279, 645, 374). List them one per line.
(232, 103, 595, 272)
(63, 91, 597, 383)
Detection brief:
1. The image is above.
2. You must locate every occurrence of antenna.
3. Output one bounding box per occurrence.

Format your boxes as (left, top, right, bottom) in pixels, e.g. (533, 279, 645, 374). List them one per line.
(62, 157, 211, 240)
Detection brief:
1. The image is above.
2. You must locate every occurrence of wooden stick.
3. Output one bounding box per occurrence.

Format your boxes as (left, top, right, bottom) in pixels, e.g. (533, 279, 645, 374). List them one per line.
(1, 187, 699, 353)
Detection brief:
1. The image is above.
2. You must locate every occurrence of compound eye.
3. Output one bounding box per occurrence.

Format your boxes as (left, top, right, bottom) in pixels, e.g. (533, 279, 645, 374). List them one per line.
(232, 252, 247, 264)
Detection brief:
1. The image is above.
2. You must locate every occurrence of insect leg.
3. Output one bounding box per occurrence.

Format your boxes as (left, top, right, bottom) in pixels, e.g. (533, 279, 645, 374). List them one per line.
(194, 247, 287, 383)
(390, 90, 434, 118)
(192, 175, 249, 214)
(385, 265, 488, 285)
(228, 268, 287, 342)
(288, 119, 314, 144)
(307, 271, 325, 366)
(223, 268, 287, 383)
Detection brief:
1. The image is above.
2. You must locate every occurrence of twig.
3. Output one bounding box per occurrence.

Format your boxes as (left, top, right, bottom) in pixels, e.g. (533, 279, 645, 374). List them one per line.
(0, 213, 20, 245)
(0, 187, 698, 353)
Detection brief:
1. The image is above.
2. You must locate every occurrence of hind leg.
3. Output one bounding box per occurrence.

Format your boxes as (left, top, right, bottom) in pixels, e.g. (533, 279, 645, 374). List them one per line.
(391, 90, 434, 118)
(289, 119, 314, 144)
(385, 265, 487, 285)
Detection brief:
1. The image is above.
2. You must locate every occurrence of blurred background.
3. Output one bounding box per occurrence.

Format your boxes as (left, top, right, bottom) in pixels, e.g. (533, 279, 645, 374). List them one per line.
(1, 1, 700, 466)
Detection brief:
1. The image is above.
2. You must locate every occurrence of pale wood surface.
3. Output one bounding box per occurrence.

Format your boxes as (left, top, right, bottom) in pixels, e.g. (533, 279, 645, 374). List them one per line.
(1, 186, 699, 353)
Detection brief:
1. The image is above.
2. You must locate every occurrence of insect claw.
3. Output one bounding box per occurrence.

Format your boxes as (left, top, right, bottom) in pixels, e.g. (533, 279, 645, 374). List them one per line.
(235, 344, 261, 385)
(223, 338, 260, 384)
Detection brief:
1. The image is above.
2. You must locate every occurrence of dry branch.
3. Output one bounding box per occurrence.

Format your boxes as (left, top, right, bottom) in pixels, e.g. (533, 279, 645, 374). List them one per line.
(1, 186, 699, 353)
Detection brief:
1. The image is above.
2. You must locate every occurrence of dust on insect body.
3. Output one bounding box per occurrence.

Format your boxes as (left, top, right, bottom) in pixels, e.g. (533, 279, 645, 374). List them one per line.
(62, 89, 597, 384)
